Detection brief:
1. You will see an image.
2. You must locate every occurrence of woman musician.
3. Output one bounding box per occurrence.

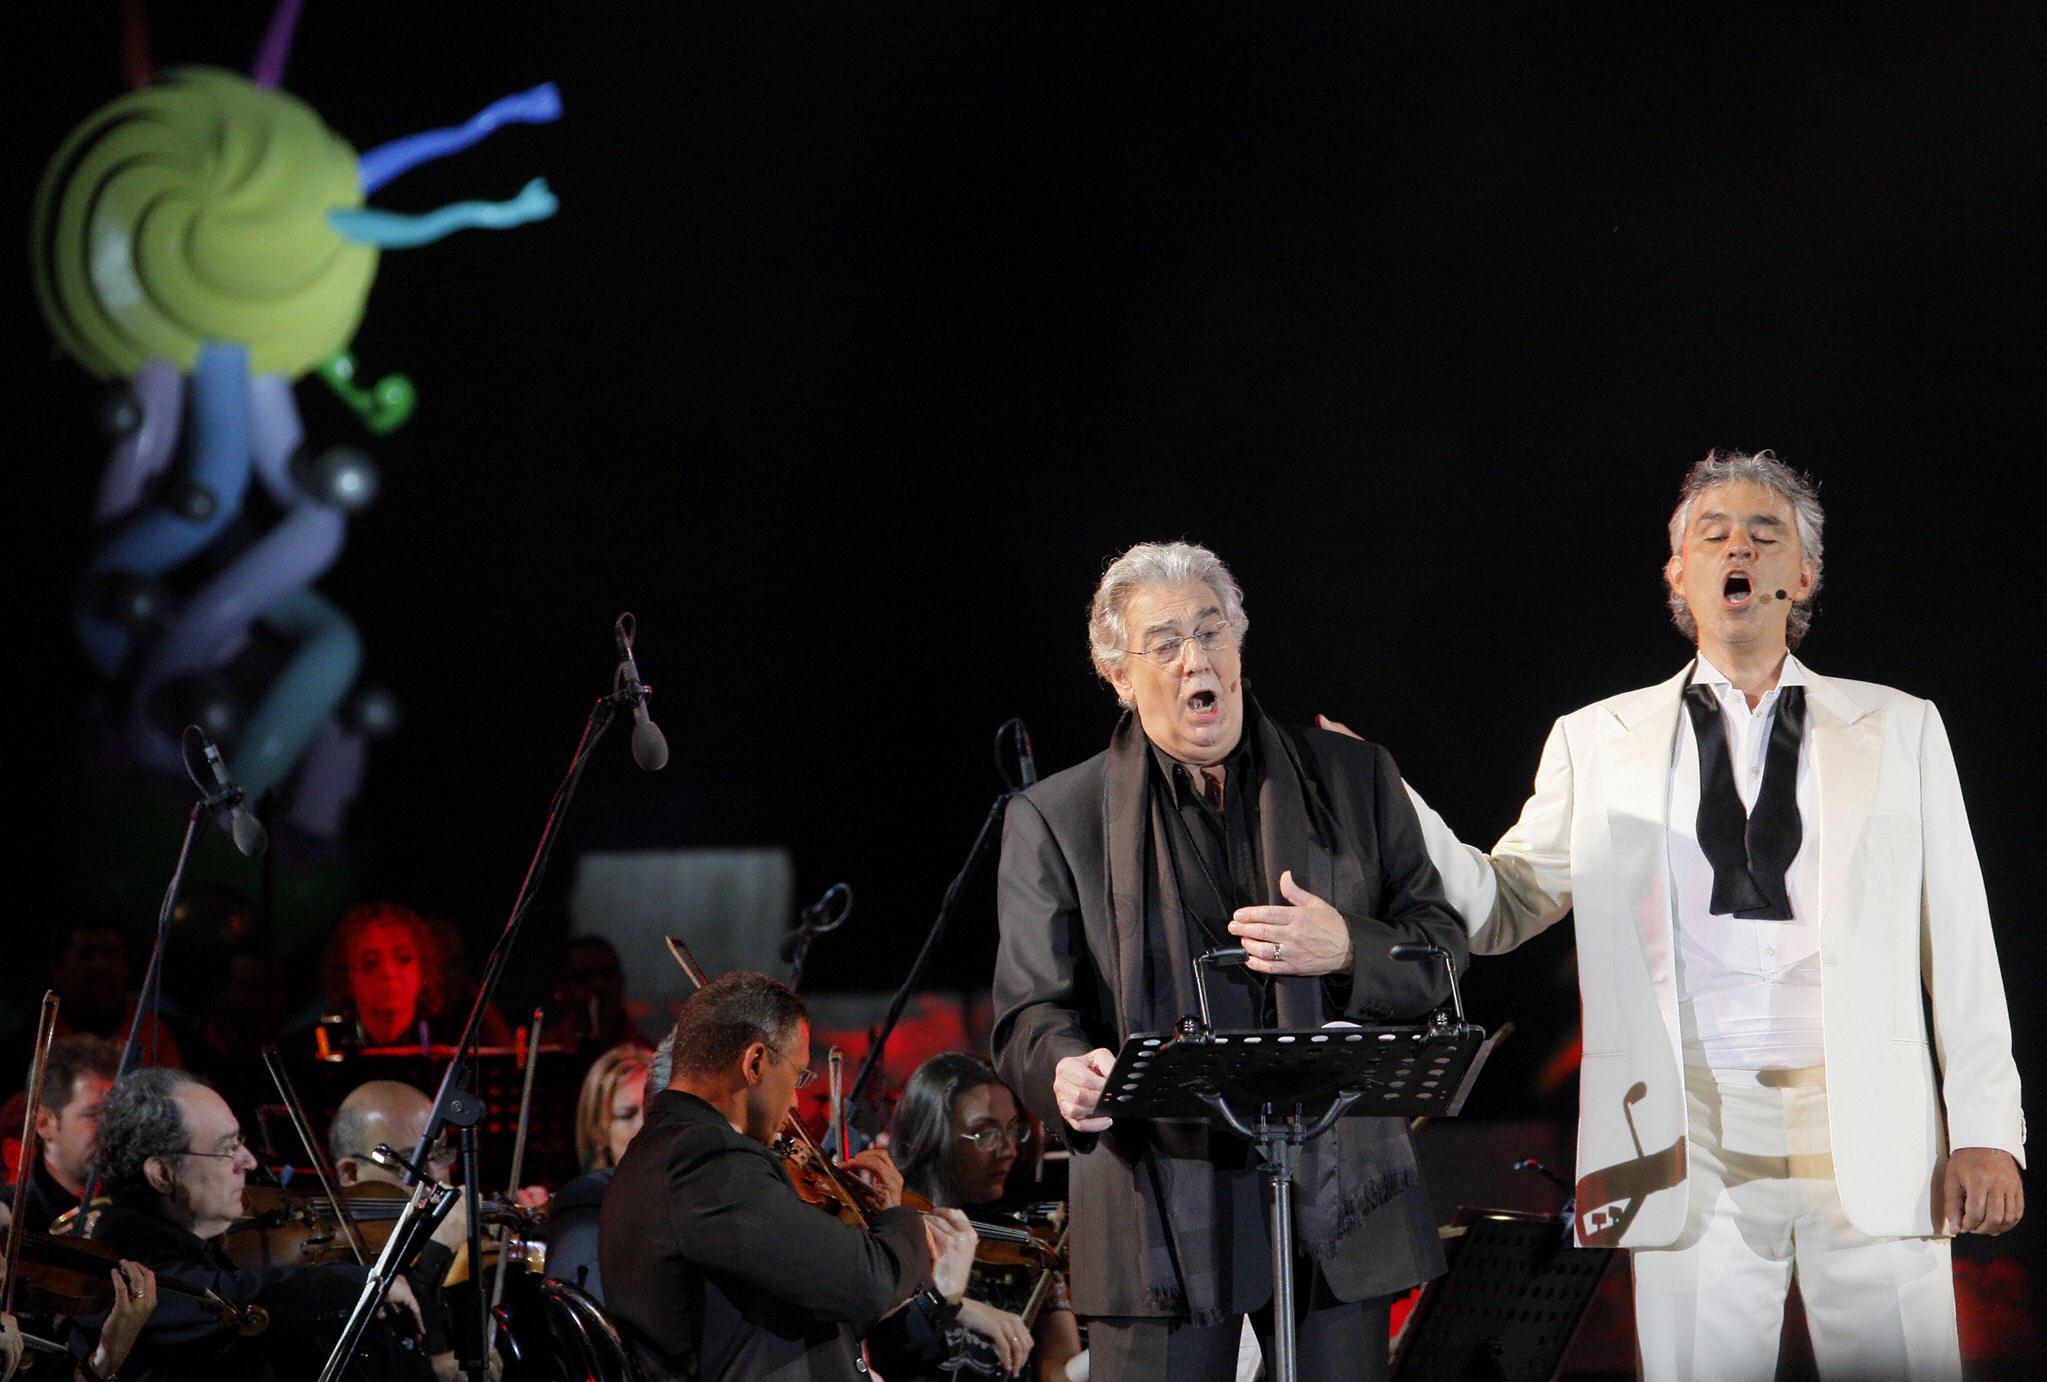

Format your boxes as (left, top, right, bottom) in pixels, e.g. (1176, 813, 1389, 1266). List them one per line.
(869, 1055, 1081, 1382)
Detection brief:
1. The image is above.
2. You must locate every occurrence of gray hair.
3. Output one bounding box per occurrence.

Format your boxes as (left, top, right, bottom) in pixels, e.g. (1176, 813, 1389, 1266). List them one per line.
(648, 1026, 675, 1091)
(94, 1067, 200, 1208)
(1666, 449, 1824, 650)
(1088, 541, 1249, 703)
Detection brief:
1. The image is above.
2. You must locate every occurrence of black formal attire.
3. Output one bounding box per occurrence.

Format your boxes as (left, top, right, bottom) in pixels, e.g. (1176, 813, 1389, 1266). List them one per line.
(0, 1157, 80, 1236)
(78, 1200, 427, 1381)
(993, 704, 1466, 1379)
(600, 1090, 932, 1382)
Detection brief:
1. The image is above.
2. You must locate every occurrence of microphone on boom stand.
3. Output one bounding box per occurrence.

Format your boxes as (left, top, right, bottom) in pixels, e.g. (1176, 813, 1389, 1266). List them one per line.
(182, 725, 268, 856)
(614, 612, 669, 771)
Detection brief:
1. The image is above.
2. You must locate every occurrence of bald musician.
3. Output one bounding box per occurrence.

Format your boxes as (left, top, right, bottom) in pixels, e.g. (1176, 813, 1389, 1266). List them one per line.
(329, 1080, 481, 1382)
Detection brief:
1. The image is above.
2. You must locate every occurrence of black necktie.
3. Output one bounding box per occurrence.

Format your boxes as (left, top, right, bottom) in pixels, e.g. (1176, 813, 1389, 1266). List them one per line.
(1683, 683, 1806, 920)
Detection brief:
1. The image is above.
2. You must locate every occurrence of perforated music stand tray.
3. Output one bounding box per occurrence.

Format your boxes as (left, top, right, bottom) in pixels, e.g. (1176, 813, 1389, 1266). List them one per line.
(1097, 1016, 1492, 1382)
(1390, 1209, 1616, 1382)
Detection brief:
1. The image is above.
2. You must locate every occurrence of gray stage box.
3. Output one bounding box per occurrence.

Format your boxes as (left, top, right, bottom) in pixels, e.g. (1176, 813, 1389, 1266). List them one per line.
(568, 847, 795, 1007)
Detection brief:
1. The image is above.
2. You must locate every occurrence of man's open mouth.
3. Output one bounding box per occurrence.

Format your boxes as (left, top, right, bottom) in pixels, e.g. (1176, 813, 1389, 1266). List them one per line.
(1723, 571, 1753, 604)
(1187, 689, 1218, 714)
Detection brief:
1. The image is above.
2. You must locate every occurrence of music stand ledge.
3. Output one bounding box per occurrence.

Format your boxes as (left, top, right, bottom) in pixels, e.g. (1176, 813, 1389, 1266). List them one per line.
(1099, 1015, 1492, 1382)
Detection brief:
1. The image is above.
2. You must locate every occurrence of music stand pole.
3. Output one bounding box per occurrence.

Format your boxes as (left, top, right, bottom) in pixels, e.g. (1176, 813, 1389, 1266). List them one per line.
(1099, 947, 1489, 1382)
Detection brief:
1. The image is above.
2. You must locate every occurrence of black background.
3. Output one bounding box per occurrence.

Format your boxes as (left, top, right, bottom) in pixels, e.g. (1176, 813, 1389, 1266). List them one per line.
(10, 0, 2042, 1273)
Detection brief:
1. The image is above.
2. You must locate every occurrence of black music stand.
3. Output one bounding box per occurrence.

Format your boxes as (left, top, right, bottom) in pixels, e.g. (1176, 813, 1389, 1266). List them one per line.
(1390, 1209, 1616, 1382)
(1096, 946, 1490, 1382)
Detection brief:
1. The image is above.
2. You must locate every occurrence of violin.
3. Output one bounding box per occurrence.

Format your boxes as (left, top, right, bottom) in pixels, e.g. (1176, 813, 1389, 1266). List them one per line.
(775, 1134, 885, 1227)
(955, 1203, 1069, 1329)
(10, 1230, 268, 1336)
(225, 1181, 408, 1270)
(896, 1191, 1063, 1273)
(226, 1181, 544, 1273)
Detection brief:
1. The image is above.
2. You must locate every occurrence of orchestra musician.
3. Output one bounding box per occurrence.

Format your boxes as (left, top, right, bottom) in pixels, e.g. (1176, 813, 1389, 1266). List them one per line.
(3, 1035, 117, 1235)
(327, 1079, 478, 1381)
(317, 904, 509, 1053)
(80, 1067, 430, 1380)
(600, 971, 976, 1382)
(870, 1053, 1082, 1382)
(543, 1042, 653, 1302)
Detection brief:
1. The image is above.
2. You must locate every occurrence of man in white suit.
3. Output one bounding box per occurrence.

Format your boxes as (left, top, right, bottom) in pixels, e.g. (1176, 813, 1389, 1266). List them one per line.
(1374, 451, 2025, 1380)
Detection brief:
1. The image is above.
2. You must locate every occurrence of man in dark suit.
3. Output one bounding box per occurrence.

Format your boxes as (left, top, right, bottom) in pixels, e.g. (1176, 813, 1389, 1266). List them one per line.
(992, 540, 1468, 1381)
(82, 1066, 428, 1381)
(601, 971, 973, 1382)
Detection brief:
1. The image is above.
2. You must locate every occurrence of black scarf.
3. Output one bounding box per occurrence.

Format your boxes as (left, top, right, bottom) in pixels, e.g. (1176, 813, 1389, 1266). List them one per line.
(1097, 697, 1419, 1322)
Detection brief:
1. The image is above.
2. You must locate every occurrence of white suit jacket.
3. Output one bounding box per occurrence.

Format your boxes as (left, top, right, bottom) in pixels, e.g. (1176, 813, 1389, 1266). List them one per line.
(1410, 663, 2025, 1248)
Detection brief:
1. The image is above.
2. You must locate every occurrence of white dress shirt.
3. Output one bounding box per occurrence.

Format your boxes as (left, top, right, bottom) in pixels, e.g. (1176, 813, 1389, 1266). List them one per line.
(1667, 654, 1825, 1069)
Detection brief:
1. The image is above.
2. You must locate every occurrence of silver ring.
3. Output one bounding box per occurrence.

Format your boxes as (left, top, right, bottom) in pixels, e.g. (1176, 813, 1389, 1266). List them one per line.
(1272, 942, 1283, 961)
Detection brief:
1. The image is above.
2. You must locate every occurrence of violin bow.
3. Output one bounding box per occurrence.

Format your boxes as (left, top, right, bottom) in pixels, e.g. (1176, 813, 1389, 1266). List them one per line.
(260, 1047, 369, 1264)
(664, 936, 711, 991)
(486, 1008, 546, 1352)
(4, 993, 61, 1316)
(1019, 1219, 1070, 1329)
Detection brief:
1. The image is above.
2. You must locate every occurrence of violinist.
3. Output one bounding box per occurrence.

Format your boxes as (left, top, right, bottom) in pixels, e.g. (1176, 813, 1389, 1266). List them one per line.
(80, 1068, 430, 1380)
(600, 971, 976, 1382)
(2, 1035, 117, 1235)
(870, 1054, 1082, 1382)
(328, 1080, 473, 1381)
(1, 1253, 157, 1382)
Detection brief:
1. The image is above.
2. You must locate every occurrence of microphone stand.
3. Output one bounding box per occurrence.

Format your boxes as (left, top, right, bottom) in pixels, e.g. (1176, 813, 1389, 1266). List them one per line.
(783, 883, 852, 992)
(318, 632, 643, 1382)
(112, 725, 253, 1088)
(844, 719, 1032, 1119)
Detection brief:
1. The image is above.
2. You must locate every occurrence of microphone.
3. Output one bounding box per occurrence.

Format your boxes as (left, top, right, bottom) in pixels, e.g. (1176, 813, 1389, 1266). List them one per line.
(181, 725, 268, 856)
(613, 613, 669, 771)
(1757, 587, 1791, 602)
(997, 717, 1037, 789)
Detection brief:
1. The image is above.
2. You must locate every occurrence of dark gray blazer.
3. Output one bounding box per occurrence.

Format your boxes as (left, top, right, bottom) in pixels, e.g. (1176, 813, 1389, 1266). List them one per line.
(992, 722, 1465, 1316)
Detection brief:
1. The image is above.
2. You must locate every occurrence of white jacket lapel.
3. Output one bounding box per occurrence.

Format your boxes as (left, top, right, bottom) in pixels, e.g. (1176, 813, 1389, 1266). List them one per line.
(1804, 672, 1883, 953)
(1599, 666, 1692, 1046)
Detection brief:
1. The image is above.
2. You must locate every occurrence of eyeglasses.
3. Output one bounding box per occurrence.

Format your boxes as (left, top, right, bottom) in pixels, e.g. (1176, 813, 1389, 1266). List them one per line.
(762, 1043, 819, 1090)
(181, 1133, 249, 1161)
(1124, 623, 1236, 666)
(957, 1121, 1034, 1152)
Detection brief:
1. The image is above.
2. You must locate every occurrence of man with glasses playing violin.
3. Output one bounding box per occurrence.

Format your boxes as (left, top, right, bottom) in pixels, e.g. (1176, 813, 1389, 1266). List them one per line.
(993, 541, 1467, 1382)
(79, 1067, 430, 1380)
(602, 971, 976, 1382)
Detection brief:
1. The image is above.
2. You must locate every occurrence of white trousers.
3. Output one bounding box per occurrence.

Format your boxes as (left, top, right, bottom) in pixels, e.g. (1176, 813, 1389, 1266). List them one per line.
(1630, 1064, 1961, 1382)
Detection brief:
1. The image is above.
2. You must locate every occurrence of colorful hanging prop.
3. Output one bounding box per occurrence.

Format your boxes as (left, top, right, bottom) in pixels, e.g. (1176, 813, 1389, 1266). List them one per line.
(31, 2, 561, 840)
